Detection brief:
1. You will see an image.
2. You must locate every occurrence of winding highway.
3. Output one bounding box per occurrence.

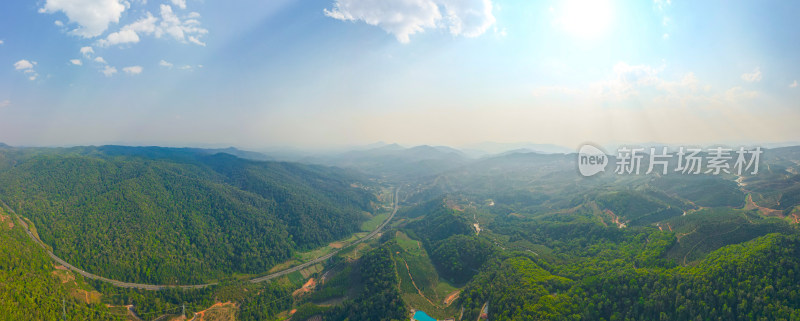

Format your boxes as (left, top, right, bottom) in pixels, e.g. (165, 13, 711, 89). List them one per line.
(249, 187, 399, 283)
(0, 187, 399, 290)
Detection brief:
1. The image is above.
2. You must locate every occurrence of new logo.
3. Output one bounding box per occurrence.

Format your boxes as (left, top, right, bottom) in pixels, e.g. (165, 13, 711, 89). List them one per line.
(578, 144, 608, 177)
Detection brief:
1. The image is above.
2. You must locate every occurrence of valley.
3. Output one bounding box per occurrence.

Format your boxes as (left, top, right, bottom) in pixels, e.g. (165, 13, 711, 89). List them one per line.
(4, 1, 797, 320)
(1, 144, 800, 320)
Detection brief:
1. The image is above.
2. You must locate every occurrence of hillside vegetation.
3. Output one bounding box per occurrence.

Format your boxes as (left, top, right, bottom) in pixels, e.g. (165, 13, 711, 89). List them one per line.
(0, 146, 376, 284)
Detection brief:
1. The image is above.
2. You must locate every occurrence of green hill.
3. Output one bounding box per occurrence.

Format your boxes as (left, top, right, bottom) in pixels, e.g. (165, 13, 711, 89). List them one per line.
(0, 205, 117, 320)
(0, 146, 376, 284)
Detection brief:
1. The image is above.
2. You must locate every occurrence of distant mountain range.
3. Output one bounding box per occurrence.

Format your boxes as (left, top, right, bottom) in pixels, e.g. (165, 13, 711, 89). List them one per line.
(459, 142, 575, 156)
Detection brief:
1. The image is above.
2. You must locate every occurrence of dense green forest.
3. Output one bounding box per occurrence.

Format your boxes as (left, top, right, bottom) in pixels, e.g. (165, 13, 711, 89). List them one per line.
(404, 199, 474, 243)
(322, 244, 408, 321)
(594, 190, 685, 226)
(0, 146, 376, 284)
(2, 144, 800, 320)
(430, 235, 496, 284)
(459, 233, 800, 320)
(0, 206, 119, 320)
(89, 277, 293, 320)
(1, 194, 312, 321)
(401, 199, 498, 285)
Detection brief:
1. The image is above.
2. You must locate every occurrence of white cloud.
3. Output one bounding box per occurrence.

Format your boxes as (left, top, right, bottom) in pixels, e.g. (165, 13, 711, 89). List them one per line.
(652, 1, 671, 41)
(187, 36, 205, 46)
(324, 0, 495, 43)
(100, 65, 117, 76)
(54, 20, 64, 27)
(159, 60, 173, 68)
(439, 0, 495, 37)
(14, 60, 36, 70)
(98, 28, 140, 46)
(0, 100, 10, 108)
(724, 86, 758, 101)
(171, 0, 186, 10)
(96, 12, 157, 47)
(155, 5, 208, 45)
(0, 40, 4, 45)
(98, 5, 207, 47)
(790, 80, 798, 88)
(593, 62, 666, 98)
(94, 56, 107, 64)
(13, 60, 39, 80)
(174, 64, 201, 71)
(532, 62, 730, 108)
(70, 59, 82, 65)
(604, 62, 697, 94)
(123, 65, 142, 74)
(80, 46, 94, 56)
(40, 0, 128, 38)
(741, 67, 762, 82)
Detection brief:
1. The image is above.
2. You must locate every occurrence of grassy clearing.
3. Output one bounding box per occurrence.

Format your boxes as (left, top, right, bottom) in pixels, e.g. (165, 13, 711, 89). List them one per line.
(299, 263, 324, 278)
(339, 242, 371, 261)
(404, 255, 439, 300)
(267, 259, 301, 274)
(267, 231, 371, 276)
(395, 231, 421, 253)
(287, 271, 305, 287)
(392, 231, 463, 319)
(395, 256, 417, 294)
(434, 281, 457, 300)
(295, 246, 335, 263)
(361, 212, 389, 232)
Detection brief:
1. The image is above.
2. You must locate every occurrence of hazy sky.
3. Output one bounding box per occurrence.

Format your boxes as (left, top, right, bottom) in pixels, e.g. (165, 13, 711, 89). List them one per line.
(1, 0, 798, 150)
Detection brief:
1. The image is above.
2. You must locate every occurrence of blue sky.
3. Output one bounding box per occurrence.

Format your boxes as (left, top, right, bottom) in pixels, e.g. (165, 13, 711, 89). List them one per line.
(1, 0, 798, 149)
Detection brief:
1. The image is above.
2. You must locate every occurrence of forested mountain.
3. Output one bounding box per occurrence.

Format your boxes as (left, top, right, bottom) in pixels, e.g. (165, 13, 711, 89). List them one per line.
(0, 145, 376, 284)
(2, 143, 800, 321)
(0, 205, 118, 320)
(405, 199, 474, 244)
(322, 244, 407, 321)
(459, 233, 800, 320)
(403, 199, 497, 285)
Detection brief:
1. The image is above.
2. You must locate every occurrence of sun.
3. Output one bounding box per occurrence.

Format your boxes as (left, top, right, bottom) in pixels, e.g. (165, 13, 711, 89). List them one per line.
(556, 0, 614, 39)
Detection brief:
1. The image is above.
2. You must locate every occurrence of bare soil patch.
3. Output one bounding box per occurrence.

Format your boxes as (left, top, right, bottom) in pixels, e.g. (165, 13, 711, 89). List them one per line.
(0, 213, 13, 229)
(52, 269, 74, 284)
(443, 290, 461, 306)
(71, 288, 101, 304)
(746, 194, 784, 217)
(292, 277, 317, 297)
(190, 302, 237, 321)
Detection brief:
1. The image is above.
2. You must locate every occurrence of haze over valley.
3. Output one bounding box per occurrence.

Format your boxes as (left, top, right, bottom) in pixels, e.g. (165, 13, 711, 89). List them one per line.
(1, 0, 800, 320)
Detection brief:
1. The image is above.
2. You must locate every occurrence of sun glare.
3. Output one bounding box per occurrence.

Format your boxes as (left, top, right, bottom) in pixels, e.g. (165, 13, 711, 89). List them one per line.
(557, 0, 614, 39)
